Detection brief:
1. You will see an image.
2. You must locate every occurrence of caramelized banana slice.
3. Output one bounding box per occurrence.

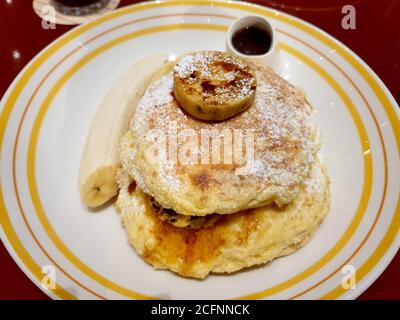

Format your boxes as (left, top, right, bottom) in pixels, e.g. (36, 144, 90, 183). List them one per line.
(173, 51, 257, 121)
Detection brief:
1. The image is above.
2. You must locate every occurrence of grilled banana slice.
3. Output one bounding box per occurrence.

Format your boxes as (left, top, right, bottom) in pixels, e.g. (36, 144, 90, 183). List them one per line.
(79, 55, 174, 208)
(173, 51, 257, 121)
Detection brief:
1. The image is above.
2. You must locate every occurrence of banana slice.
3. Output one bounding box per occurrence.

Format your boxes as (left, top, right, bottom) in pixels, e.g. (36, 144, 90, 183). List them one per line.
(173, 51, 257, 121)
(79, 55, 174, 208)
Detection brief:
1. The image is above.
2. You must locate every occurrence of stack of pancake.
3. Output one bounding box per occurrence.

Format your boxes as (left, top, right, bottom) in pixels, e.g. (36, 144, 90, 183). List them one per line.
(116, 51, 329, 279)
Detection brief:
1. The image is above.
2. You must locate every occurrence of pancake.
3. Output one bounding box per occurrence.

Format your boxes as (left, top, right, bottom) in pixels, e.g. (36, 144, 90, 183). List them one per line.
(120, 60, 320, 216)
(115, 160, 330, 279)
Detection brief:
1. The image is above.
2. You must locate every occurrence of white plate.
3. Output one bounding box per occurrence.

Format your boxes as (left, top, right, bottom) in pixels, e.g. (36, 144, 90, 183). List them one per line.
(0, 0, 399, 300)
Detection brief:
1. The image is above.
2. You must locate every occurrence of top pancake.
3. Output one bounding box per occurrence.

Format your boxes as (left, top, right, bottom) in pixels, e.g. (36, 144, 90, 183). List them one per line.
(120, 61, 320, 216)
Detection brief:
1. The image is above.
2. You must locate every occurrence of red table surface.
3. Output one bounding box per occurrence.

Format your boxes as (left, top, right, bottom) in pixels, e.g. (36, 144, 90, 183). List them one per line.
(0, 0, 399, 300)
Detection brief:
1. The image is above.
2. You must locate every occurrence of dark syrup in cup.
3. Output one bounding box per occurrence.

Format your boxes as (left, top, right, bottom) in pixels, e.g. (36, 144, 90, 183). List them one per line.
(232, 26, 272, 55)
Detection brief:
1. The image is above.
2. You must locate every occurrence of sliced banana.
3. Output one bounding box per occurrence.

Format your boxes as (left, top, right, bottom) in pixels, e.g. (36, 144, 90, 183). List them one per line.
(79, 55, 174, 208)
(173, 51, 257, 121)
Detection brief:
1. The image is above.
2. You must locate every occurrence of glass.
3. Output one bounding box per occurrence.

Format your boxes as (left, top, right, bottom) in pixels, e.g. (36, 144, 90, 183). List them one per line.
(51, 0, 112, 16)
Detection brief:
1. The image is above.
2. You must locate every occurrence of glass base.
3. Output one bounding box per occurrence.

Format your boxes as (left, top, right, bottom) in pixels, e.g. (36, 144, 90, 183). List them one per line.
(52, 0, 111, 16)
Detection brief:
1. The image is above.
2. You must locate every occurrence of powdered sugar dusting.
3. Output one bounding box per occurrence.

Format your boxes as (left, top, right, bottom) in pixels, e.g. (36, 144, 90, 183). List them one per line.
(304, 157, 326, 196)
(174, 54, 198, 78)
(131, 73, 174, 133)
(136, 75, 174, 113)
(173, 51, 256, 104)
